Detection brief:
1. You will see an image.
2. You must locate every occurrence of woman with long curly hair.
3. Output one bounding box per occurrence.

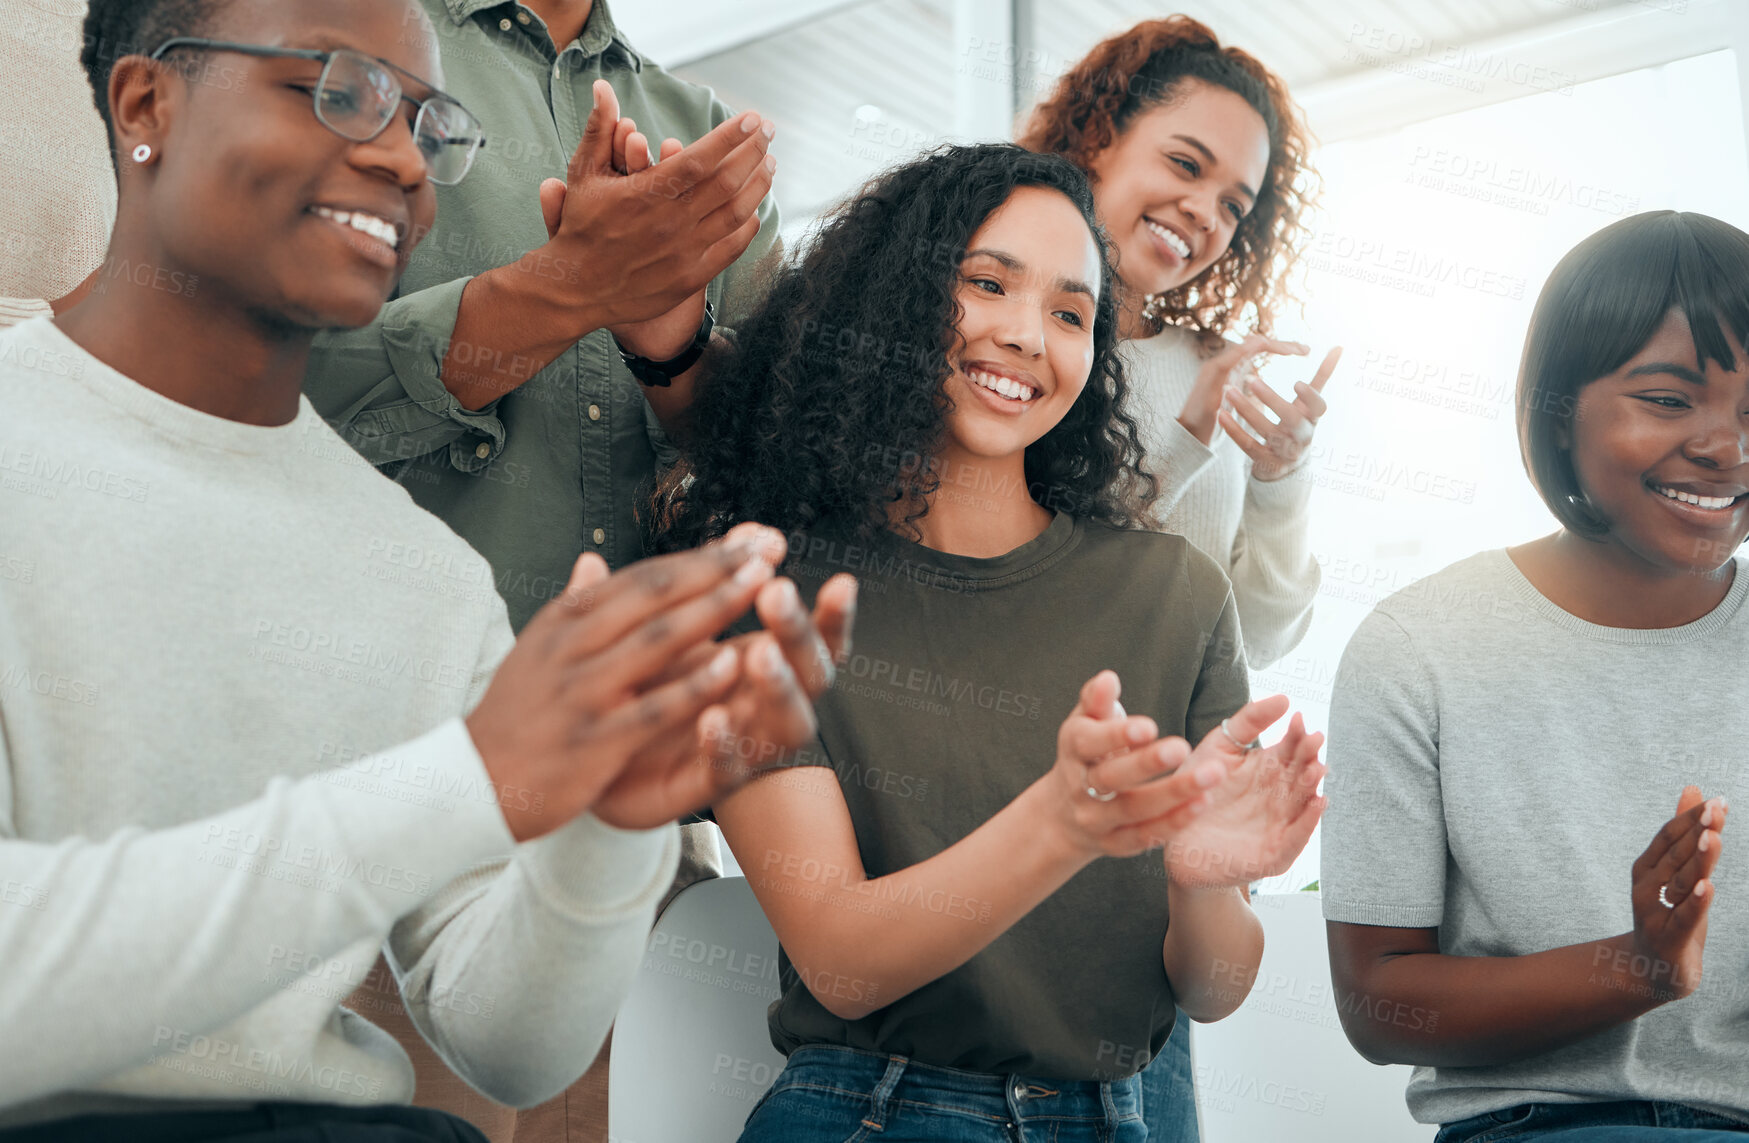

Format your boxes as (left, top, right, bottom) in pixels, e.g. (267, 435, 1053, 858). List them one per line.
(1022, 16, 1338, 673)
(659, 143, 1326, 1142)
(1022, 27, 1335, 1136)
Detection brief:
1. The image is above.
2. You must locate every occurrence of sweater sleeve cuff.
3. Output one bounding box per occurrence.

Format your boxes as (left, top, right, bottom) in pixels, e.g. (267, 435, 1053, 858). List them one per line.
(1147, 415, 1217, 484)
(0, 298, 54, 329)
(519, 815, 682, 920)
(1247, 462, 1314, 515)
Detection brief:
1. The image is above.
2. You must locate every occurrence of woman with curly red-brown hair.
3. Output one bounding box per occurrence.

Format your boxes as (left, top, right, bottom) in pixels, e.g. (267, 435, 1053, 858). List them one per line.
(1023, 16, 1339, 673)
(1022, 19, 1339, 1141)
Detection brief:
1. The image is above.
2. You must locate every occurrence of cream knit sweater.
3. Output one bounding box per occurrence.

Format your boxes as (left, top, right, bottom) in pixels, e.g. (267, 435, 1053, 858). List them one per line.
(1119, 325, 1321, 669)
(1, 0, 115, 327)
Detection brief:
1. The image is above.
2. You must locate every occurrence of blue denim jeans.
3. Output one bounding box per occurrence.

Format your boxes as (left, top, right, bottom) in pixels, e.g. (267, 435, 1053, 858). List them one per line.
(1138, 1009, 1199, 1142)
(737, 1045, 1147, 1142)
(1436, 1100, 1749, 1143)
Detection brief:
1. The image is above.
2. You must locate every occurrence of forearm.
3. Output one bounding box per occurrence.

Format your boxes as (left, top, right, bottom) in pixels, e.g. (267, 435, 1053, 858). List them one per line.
(1229, 472, 1320, 668)
(389, 816, 678, 1108)
(639, 332, 728, 441)
(1340, 933, 1669, 1067)
(1162, 884, 1263, 1021)
(444, 250, 603, 410)
(740, 777, 1091, 1020)
(0, 720, 513, 1106)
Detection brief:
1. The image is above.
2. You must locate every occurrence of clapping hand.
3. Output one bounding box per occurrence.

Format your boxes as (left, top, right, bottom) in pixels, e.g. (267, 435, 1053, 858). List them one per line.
(1161, 696, 1326, 889)
(592, 525, 857, 828)
(1042, 671, 1235, 859)
(1219, 346, 1341, 482)
(537, 81, 775, 361)
(1626, 785, 1727, 1002)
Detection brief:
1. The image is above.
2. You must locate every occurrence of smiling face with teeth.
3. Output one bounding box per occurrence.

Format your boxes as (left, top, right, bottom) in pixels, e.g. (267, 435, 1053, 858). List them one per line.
(133, 0, 441, 330)
(938, 185, 1101, 471)
(1084, 79, 1270, 304)
(1563, 309, 1749, 575)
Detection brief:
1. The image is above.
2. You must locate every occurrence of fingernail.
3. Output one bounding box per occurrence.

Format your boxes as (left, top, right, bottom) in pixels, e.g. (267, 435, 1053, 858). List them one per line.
(760, 641, 786, 675)
(764, 154, 777, 174)
(1701, 832, 1711, 852)
(762, 120, 776, 140)
(742, 113, 758, 133)
(709, 646, 736, 678)
(735, 558, 770, 586)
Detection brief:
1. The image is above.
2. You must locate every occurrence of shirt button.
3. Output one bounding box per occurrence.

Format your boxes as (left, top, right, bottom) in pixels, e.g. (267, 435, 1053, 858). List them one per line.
(517, 10, 531, 23)
(498, 17, 512, 31)
(474, 442, 491, 459)
(592, 528, 606, 545)
(587, 404, 601, 422)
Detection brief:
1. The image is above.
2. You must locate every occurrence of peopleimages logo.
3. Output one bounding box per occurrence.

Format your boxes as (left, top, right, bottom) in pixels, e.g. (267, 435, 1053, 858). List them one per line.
(150, 1026, 385, 1099)
(199, 825, 433, 896)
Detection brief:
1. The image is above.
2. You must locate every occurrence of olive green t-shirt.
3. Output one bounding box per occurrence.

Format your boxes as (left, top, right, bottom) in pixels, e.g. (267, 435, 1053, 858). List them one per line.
(761, 511, 1251, 1081)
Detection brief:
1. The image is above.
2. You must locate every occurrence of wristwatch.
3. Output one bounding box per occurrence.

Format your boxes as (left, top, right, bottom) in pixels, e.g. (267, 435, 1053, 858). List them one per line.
(614, 301, 715, 388)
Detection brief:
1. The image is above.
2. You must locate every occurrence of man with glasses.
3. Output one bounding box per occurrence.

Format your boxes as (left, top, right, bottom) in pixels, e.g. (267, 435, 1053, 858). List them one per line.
(149, 37, 489, 186)
(297, 2, 781, 1140)
(0, 0, 851, 1141)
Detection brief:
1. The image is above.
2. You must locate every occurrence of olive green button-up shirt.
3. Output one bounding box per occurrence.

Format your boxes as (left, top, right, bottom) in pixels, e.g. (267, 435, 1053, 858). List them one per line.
(304, 0, 779, 632)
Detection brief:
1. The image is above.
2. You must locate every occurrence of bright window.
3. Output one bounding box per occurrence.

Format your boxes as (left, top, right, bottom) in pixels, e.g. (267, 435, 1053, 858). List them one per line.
(1254, 48, 1749, 891)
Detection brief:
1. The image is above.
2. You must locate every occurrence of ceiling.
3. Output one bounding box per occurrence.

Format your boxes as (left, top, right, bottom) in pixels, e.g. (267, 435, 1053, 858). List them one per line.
(652, 0, 1673, 223)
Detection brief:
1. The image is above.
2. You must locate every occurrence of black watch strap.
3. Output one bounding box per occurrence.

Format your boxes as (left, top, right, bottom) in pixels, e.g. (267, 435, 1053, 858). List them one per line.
(615, 300, 715, 388)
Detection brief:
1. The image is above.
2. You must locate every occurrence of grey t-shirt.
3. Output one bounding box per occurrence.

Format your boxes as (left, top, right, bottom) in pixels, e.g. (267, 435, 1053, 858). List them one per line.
(762, 511, 1252, 1080)
(1321, 548, 1749, 1125)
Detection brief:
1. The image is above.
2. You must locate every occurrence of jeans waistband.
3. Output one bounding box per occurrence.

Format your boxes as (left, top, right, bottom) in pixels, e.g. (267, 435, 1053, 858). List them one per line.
(781, 1044, 1143, 1125)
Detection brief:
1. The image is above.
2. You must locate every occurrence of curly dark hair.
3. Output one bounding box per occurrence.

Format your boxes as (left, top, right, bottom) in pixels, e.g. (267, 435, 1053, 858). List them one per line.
(81, 0, 235, 167)
(1018, 15, 1318, 345)
(652, 143, 1158, 553)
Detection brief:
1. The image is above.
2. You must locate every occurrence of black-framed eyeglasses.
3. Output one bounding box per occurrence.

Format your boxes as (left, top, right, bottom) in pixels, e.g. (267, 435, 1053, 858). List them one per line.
(149, 38, 486, 186)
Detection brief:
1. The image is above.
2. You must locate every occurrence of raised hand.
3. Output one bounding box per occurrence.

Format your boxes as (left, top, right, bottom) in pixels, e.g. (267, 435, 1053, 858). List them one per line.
(1040, 671, 1233, 859)
(532, 80, 775, 345)
(1160, 696, 1326, 889)
(463, 527, 792, 841)
(1220, 345, 1342, 482)
(1628, 785, 1727, 1002)
(1178, 333, 1309, 446)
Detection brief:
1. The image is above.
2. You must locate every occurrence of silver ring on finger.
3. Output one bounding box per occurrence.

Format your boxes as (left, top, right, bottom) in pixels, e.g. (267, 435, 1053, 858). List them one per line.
(1659, 883, 1678, 909)
(1082, 766, 1118, 802)
(1218, 718, 1253, 753)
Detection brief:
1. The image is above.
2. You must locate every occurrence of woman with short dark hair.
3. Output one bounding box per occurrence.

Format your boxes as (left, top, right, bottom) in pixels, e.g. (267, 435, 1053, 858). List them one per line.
(1323, 210, 1749, 1142)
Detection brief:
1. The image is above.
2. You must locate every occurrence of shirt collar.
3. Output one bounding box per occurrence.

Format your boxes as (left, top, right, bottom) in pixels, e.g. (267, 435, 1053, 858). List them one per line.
(440, 0, 643, 69)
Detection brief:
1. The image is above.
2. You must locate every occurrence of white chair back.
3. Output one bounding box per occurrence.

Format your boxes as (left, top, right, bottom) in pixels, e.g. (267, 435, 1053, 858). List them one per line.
(1190, 892, 1434, 1142)
(609, 875, 786, 1143)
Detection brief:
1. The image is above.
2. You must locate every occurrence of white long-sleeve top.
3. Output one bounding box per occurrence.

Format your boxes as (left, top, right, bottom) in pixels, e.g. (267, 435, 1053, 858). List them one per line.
(1119, 325, 1321, 669)
(0, 1, 114, 328)
(0, 317, 679, 1127)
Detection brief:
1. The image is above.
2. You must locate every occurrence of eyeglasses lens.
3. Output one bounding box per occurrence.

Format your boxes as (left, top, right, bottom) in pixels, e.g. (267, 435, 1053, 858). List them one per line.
(317, 51, 482, 185)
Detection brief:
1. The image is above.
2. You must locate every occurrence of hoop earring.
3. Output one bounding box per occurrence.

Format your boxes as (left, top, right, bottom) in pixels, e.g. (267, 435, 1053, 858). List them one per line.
(132, 143, 153, 164)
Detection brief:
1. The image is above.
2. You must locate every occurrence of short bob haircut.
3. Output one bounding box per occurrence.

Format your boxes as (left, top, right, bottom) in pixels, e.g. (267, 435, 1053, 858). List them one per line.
(1518, 210, 1749, 537)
